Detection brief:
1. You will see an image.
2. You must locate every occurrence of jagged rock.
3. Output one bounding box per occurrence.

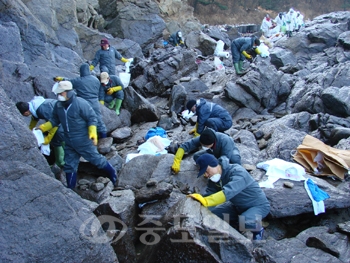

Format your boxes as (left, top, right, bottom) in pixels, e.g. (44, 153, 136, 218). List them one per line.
(135, 181, 173, 203)
(94, 189, 137, 263)
(98, 137, 114, 154)
(139, 198, 255, 263)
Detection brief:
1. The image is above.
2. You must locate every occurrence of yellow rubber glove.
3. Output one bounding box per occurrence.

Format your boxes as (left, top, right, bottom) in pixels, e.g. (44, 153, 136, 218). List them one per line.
(106, 86, 122, 95)
(242, 51, 252, 59)
(88, 125, 98, 145)
(89, 65, 94, 71)
(43, 126, 58, 145)
(121, 57, 129, 63)
(255, 47, 262, 55)
(180, 40, 184, 44)
(189, 123, 199, 137)
(38, 121, 53, 132)
(53, 76, 64, 82)
(171, 147, 185, 174)
(188, 191, 226, 207)
(29, 117, 38, 130)
(99, 100, 105, 105)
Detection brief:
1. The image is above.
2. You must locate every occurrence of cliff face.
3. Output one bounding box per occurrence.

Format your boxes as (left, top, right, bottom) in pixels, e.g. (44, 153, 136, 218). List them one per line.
(187, 0, 350, 25)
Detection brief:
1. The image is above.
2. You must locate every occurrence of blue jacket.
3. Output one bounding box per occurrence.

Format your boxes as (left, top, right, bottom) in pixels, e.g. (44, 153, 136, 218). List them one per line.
(91, 46, 122, 75)
(68, 63, 101, 102)
(50, 94, 97, 141)
(196, 98, 232, 134)
(29, 97, 57, 121)
(99, 75, 124, 101)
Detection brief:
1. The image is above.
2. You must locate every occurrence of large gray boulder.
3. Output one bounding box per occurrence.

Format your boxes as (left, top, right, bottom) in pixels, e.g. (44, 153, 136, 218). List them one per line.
(0, 160, 117, 262)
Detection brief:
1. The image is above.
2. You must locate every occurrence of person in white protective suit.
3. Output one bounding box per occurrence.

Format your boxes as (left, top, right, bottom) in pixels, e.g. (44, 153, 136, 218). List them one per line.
(295, 11, 304, 31)
(261, 14, 280, 38)
(274, 12, 286, 34)
(285, 8, 297, 37)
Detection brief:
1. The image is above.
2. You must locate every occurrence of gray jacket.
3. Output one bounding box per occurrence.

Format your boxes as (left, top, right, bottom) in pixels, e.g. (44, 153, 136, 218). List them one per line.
(91, 46, 122, 75)
(68, 63, 101, 102)
(205, 156, 269, 211)
(180, 129, 240, 164)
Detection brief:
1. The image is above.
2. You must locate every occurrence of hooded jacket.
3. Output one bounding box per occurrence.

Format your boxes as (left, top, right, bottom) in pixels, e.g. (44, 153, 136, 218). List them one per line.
(68, 63, 101, 101)
(195, 98, 232, 134)
(29, 96, 57, 120)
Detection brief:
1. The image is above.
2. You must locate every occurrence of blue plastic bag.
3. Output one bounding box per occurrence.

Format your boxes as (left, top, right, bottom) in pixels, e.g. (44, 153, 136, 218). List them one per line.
(145, 127, 167, 140)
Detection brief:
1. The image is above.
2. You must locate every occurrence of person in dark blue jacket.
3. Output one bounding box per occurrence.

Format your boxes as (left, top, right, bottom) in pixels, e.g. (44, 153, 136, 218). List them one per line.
(171, 128, 241, 174)
(231, 36, 261, 75)
(90, 38, 129, 75)
(54, 63, 107, 138)
(168, 31, 184, 47)
(189, 154, 270, 240)
(38, 81, 117, 189)
(186, 98, 232, 137)
(99, 72, 124, 115)
(16, 96, 65, 167)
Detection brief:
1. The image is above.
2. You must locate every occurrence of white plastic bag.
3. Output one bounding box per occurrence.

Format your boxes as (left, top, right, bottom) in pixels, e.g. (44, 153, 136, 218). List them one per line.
(257, 43, 269, 58)
(119, 58, 133, 87)
(214, 57, 225, 70)
(257, 158, 306, 188)
(119, 72, 131, 87)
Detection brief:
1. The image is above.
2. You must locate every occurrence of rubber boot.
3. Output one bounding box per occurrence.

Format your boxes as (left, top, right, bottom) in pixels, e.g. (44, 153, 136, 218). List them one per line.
(238, 60, 246, 72)
(54, 146, 65, 167)
(108, 99, 116, 110)
(65, 172, 77, 189)
(103, 162, 117, 186)
(114, 99, 123, 115)
(234, 63, 243, 75)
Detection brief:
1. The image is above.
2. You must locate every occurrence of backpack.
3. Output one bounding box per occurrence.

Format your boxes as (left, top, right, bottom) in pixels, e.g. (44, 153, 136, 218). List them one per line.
(145, 127, 167, 140)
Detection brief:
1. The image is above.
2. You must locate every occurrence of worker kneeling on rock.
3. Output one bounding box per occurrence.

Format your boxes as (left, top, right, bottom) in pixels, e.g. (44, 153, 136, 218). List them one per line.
(188, 154, 270, 240)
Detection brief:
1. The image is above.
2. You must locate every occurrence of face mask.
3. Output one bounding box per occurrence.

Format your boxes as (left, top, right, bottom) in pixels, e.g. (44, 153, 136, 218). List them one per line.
(103, 81, 109, 85)
(210, 173, 221, 183)
(202, 146, 210, 151)
(178, 32, 182, 38)
(57, 95, 66, 101)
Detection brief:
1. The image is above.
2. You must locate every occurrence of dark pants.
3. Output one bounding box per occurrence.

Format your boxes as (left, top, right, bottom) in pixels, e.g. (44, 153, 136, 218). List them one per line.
(209, 201, 270, 231)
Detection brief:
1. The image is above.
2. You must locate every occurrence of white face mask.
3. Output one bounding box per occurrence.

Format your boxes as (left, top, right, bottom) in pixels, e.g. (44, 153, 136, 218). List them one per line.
(178, 32, 182, 38)
(202, 146, 210, 151)
(57, 95, 66, 101)
(102, 81, 109, 85)
(210, 173, 221, 183)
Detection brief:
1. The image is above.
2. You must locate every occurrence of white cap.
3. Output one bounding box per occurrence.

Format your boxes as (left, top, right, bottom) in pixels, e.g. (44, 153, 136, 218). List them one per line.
(52, 81, 73, 95)
(100, 72, 109, 83)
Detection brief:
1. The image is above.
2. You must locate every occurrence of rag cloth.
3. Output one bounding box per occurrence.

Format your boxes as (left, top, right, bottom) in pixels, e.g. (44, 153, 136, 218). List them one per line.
(32, 129, 51, 156)
(304, 178, 330, 215)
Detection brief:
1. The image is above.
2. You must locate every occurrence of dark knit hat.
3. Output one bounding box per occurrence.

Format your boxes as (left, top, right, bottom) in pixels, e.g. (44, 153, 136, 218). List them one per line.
(186, 99, 196, 111)
(100, 38, 109, 46)
(200, 129, 216, 145)
(16, 102, 29, 115)
(196, 153, 218, 177)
